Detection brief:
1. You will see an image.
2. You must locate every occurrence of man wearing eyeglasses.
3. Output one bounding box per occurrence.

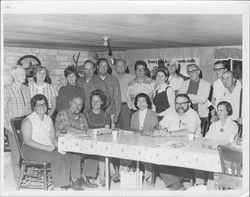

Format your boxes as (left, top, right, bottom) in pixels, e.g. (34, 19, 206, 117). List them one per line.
(179, 64, 211, 137)
(154, 94, 201, 190)
(212, 61, 241, 111)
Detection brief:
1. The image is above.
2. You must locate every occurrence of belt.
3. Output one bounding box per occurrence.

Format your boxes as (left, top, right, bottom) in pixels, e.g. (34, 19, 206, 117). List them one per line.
(121, 102, 127, 105)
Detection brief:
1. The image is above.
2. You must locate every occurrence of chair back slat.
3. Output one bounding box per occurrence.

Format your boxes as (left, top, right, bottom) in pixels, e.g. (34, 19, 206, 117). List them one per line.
(11, 116, 27, 162)
(217, 145, 242, 177)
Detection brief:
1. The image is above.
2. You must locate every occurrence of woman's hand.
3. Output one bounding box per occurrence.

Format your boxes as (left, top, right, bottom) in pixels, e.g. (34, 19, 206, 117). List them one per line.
(46, 145, 56, 152)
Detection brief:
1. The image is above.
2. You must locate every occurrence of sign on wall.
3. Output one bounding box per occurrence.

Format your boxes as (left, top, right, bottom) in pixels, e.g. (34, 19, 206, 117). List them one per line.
(144, 57, 200, 77)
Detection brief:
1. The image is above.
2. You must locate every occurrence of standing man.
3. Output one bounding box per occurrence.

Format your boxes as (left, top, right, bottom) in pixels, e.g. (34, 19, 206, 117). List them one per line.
(77, 60, 110, 111)
(154, 94, 201, 190)
(113, 59, 135, 130)
(96, 58, 122, 183)
(211, 61, 241, 118)
(4, 65, 32, 184)
(179, 64, 211, 136)
(97, 58, 121, 129)
(220, 71, 242, 124)
(55, 96, 98, 189)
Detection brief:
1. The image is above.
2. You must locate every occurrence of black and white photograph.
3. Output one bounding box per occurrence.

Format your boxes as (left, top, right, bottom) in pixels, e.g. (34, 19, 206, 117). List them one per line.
(1, 1, 249, 196)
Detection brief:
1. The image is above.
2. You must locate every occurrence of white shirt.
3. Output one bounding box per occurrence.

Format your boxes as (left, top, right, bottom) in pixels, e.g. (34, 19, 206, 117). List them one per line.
(213, 78, 242, 108)
(205, 117, 238, 142)
(168, 75, 184, 93)
(113, 73, 135, 103)
(159, 106, 201, 135)
(219, 85, 242, 121)
(138, 108, 148, 130)
(27, 112, 54, 146)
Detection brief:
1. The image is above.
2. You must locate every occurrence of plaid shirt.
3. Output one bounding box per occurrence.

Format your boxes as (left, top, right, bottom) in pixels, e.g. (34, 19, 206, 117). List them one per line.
(55, 108, 89, 136)
(77, 75, 110, 110)
(4, 84, 32, 132)
(101, 74, 121, 117)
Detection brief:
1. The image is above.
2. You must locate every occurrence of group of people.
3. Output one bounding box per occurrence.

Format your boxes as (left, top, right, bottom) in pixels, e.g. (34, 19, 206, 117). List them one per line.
(4, 57, 242, 190)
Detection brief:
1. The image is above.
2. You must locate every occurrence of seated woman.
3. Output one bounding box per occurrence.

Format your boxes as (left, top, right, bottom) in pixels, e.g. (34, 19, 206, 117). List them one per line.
(130, 93, 158, 183)
(130, 93, 158, 133)
(83, 89, 111, 187)
(21, 94, 71, 190)
(195, 101, 239, 187)
(205, 101, 238, 141)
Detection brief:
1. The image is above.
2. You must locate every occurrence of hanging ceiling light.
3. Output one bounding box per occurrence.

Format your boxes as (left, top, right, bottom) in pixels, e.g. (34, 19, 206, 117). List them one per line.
(102, 37, 110, 47)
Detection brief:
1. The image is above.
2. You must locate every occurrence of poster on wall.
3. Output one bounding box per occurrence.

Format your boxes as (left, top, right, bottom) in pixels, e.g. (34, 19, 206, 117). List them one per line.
(144, 57, 200, 78)
(177, 57, 200, 77)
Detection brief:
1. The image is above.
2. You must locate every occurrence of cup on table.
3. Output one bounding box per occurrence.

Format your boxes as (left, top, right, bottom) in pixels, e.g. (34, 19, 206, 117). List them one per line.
(228, 134, 234, 144)
(93, 130, 98, 138)
(112, 129, 119, 140)
(188, 133, 194, 141)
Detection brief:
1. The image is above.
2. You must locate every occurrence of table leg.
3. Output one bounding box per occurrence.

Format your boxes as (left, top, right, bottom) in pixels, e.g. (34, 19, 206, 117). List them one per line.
(136, 161, 140, 189)
(105, 157, 109, 190)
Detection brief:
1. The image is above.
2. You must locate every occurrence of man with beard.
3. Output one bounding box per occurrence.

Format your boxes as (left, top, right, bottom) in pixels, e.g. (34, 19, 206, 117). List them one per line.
(153, 94, 201, 190)
(55, 97, 98, 190)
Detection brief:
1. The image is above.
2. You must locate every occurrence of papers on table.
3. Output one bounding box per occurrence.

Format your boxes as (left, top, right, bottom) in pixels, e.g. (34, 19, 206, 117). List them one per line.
(157, 141, 186, 148)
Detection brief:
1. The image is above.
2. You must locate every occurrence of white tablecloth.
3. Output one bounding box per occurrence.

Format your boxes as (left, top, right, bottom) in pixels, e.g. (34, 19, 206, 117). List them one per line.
(58, 131, 228, 172)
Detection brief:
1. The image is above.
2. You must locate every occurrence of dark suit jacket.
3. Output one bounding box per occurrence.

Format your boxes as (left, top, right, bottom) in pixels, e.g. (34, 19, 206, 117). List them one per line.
(130, 109, 158, 133)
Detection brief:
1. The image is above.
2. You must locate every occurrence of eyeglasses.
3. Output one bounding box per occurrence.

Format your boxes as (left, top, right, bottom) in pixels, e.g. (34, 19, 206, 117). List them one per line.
(136, 68, 145, 71)
(187, 69, 199, 75)
(213, 68, 225, 72)
(35, 103, 47, 108)
(175, 102, 189, 105)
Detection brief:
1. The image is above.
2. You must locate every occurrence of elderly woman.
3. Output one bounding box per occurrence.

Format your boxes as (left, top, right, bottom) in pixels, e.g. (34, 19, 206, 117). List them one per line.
(205, 101, 238, 141)
(153, 67, 175, 121)
(56, 66, 85, 113)
(29, 66, 57, 117)
(195, 101, 239, 186)
(83, 89, 111, 187)
(126, 60, 155, 111)
(166, 58, 185, 95)
(21, 94, 71, 190)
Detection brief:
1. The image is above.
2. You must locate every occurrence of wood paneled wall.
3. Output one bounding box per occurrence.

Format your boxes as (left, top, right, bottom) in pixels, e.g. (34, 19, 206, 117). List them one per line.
(125, 46, 241, 84)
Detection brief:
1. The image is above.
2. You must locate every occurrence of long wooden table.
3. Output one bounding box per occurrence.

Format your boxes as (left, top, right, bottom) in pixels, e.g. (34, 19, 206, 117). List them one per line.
(58, 130, 229, 190)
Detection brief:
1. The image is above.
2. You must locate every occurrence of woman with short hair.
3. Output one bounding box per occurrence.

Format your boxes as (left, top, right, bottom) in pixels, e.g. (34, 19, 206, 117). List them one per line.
(21, 94, 71, 190)
(29, 66, 57, 117)
(205, 101, 238, 141)
(56, 66, 85, 113)
(83, 89, 111, 187)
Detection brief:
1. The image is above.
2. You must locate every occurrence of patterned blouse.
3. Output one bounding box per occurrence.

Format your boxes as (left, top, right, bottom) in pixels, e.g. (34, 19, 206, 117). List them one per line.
(126, 76, 155, 110)
(29, 83, 58, 109)
(27, 112, 54, 146)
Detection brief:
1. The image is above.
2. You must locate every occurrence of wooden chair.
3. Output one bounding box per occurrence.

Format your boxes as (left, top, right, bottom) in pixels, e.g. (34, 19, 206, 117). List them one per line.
(11, 116, 52, 190)
(217, 145, 242, 190)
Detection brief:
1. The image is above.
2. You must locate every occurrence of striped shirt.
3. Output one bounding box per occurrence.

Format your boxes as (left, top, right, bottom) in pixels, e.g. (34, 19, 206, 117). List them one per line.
(29, 83, 58, 109)
(4, 84, 32, 132)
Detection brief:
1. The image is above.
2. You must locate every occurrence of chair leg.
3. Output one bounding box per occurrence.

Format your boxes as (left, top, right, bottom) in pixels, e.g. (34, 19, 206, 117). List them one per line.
(43, 165, 48, 190)
(151, 164, 155, 187)
(16, 164, 25, 190)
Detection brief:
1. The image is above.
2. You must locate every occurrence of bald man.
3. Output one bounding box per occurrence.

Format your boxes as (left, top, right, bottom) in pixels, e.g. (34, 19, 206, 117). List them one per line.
(219, 71, 242, 123)
(55, 97, 98, 189)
